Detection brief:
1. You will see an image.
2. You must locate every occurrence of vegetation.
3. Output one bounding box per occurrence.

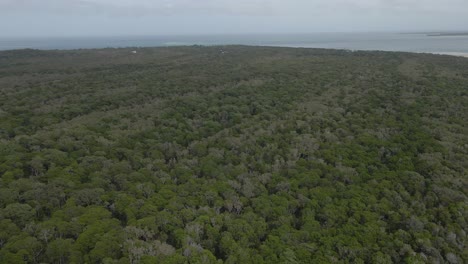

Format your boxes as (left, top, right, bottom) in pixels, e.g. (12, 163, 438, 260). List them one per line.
(0, 46, 467, 263)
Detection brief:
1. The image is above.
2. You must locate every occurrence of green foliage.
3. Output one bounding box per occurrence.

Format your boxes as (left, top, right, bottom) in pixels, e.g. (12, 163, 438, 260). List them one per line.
(0, 46, 467, 263)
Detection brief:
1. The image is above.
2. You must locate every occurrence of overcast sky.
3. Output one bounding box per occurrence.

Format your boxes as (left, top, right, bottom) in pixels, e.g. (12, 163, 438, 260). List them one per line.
(0, 0, 467, 37)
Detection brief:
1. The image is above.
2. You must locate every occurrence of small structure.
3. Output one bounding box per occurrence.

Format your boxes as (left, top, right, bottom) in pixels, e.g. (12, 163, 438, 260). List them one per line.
(131, 50, 137, 54)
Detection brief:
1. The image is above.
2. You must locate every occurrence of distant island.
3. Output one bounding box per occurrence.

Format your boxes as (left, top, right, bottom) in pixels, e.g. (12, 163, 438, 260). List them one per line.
(399, 31, 468, 37)
(427, 32, 468, 36)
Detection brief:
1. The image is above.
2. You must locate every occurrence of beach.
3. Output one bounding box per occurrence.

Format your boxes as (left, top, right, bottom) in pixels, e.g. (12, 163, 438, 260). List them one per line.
(434, 52, 468, 58)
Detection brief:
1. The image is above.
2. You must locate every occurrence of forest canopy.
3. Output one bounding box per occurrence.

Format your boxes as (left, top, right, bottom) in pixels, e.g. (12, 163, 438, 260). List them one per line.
(0, 46, 467, 263)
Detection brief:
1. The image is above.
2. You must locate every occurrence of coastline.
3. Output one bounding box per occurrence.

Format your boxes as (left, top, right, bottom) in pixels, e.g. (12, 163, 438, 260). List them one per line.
(2, 32, 468, 53)
(432, 52, 468, 58)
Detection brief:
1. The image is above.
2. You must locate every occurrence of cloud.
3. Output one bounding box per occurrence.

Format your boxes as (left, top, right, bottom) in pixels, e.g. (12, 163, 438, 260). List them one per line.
(0, 0, 276, 16)
(1, 0, 467, 17)
(1, 0, 467, 37)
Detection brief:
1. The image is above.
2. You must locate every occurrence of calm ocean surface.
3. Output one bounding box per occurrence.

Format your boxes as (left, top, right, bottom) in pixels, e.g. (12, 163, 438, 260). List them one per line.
(1, 33, 468, 54)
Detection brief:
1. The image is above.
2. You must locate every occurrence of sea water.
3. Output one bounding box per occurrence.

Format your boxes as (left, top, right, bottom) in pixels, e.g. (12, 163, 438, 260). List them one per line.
(1, 33, 468, 54)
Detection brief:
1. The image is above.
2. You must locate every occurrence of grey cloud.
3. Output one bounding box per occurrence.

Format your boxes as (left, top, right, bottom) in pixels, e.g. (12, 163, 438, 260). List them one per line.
(1, 0, 467, 16)
(0, 0, 467, 37)
(0, 0, 277, 16)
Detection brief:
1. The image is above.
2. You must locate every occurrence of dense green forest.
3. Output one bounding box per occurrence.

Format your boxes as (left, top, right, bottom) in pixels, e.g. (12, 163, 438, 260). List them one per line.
(0, 46, 467, 263)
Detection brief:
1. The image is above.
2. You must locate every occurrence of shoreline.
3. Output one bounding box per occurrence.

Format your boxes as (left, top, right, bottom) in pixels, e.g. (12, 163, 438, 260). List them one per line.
(1, 44, 468, 59)
(430, 52, 468, 58)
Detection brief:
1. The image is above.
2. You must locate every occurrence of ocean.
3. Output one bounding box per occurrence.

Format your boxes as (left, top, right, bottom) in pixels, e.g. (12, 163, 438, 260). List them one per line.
(1, 33, 468, 55)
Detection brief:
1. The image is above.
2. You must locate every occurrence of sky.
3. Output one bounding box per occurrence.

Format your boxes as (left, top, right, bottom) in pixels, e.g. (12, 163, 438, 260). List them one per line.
(0, 0, 467, 37)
